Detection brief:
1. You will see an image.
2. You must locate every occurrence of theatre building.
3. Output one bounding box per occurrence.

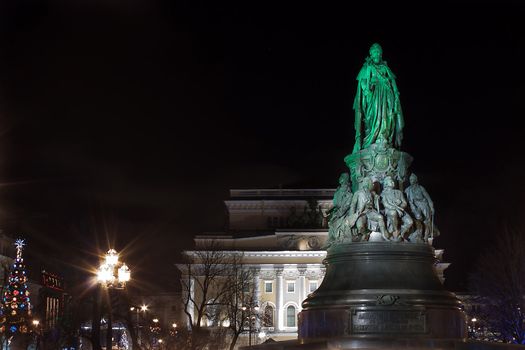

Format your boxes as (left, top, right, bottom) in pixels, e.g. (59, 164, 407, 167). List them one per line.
(180, 189, 450, 344)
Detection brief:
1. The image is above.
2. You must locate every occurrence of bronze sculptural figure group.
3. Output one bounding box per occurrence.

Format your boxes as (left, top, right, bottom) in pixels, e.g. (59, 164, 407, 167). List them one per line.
(327, 172, 437, 245)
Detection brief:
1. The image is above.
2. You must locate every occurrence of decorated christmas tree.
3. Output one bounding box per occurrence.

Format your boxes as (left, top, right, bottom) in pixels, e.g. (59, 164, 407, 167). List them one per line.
(1, 239, 31, 335)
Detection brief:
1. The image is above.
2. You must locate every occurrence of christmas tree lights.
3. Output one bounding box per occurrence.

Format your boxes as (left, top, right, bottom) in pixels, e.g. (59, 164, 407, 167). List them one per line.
(1, 239, 31, 334)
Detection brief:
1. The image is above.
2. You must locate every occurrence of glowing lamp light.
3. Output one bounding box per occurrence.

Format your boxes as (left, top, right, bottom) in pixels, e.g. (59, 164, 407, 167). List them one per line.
(152, 318, 159, 323)
(258, 331, 266, 339)
(32, 320, 40, 326)
(141, 305, 148, 312)
(118, 264, 131, 283)
(105, 249, 119, 266)
(96, 248, 131, 289)
(97, 264, 114, 283)
(130, 306, 135, 311)
(172, 323, 177, 328)
(471, 318, 477, 322)
(158, 339, 163, 344)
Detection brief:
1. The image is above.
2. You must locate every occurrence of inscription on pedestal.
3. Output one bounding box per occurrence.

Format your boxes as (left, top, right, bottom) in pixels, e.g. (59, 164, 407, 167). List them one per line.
(350, 310, 426, 334)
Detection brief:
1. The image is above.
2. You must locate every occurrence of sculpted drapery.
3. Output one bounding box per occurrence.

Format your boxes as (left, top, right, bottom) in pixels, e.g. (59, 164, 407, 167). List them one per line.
(353, 43, 404, 152)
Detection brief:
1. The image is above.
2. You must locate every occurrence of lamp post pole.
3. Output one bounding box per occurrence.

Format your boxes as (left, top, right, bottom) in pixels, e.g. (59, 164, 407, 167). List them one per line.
(106, 290, 113, 350)
(32, 320, 40, 350)
(97, 249, 131, 350)
(242, 302, 259, 347)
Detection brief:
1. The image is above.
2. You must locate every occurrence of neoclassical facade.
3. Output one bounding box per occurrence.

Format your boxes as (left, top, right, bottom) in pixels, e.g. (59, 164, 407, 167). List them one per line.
(181, 189, 450, 344)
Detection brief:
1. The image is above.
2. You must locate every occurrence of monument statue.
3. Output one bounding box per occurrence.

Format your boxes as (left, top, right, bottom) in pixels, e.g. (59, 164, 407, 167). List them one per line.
(405, 173, 436, 241)
(353, 43, 404, 153)
(327, 173, 353, 244)
(380, 176, 413, 240)
(254, 43, 467, 350)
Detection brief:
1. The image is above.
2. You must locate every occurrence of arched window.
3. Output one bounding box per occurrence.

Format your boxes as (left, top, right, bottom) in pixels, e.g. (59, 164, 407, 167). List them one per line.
(263, 305, 274, 327)
(286, 305, 296, 327)
(206, 300, 220, 327)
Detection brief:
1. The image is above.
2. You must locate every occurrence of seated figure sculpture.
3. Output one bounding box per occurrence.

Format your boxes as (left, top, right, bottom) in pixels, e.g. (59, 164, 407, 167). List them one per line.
(327, 173, 353, 244)
(348, 177, 388, 241)
(380, 176, 413, 241)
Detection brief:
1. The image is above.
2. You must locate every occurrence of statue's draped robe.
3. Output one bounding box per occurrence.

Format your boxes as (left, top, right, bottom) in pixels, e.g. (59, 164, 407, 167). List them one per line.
(353, 59, 404, 152)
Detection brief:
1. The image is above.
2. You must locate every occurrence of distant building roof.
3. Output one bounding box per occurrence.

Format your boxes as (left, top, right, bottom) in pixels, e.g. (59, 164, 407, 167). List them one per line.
(229, 189, 335, 199)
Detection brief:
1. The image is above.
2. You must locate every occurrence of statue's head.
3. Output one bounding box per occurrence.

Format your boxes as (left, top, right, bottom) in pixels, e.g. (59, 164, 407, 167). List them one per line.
(369, 43, 383, 64)
(383, 176, 395, 189)
(338, 173, 350, 185)
(409, 173, 418, 185)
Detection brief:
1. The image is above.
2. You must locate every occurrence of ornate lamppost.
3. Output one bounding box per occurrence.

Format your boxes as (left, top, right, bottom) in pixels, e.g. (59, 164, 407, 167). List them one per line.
(97, 249, 131, 350)
(241, 303, 260, 347)
(129, 304, 148, 346)
(32, 319, 41, 350)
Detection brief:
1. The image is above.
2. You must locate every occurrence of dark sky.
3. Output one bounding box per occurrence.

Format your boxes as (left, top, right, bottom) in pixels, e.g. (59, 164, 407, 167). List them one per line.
(0, 0, 524, 291)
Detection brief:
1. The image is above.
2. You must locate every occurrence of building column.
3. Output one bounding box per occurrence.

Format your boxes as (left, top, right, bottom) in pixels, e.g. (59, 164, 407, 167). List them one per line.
(254, 268, 261, 330)
(275, 266, 284, 331)
(298, 266, 307, 309)
(183, 276, 195, 329)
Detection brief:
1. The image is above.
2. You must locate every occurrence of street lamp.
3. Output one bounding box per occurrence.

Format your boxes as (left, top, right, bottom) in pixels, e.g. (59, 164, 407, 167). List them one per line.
(241, 302, 260, 347)
(32, 320, 41, 350)
(129, 304, 148, 346)
(97, 248, 131, 350)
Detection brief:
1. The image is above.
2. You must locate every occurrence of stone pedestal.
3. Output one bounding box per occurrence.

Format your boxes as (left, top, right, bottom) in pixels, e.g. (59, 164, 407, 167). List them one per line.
(299, 242, 466, 340)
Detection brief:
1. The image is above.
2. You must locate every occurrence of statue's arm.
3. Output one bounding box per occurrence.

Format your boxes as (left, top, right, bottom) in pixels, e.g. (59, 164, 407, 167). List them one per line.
(422, 187, 435, 212)
(350, 194, 359, 214)
(357, 65, 371, 96)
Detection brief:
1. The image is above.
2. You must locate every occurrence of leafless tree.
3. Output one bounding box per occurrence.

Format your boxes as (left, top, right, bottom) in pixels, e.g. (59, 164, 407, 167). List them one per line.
(469, 228, 525, 344)
(178, 241, 232, 350)
(221, 256, 258, 350)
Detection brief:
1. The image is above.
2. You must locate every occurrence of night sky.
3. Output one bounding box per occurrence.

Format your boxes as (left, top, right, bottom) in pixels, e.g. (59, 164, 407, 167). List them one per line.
(0, 0, 524, 292)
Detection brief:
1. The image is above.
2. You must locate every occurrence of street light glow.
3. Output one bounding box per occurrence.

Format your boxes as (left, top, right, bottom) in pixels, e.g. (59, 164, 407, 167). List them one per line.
(97, 249, 130, 288)
(105, 249, 119, 266)
(32, 320, 40, 326)
(97, 264, 114, 283)
(141, 304, 148, 312)
(118, 263, 131, 282)
(153, 318, 159, 323)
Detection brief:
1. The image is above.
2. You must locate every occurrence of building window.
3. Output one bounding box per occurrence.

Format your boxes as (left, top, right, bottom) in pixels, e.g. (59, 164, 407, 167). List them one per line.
(263, 305, 274, 327)
(206, 300, 220, 327)
(287, 281, 295, 293)
(286, 306, 296, 327)
(309, 281, 318, 293)
(264, 281, 273, 293)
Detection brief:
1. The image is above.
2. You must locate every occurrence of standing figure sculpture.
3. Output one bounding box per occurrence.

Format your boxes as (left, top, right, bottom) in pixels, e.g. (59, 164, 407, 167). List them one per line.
(348, 177, 388, 241)
(380, 176, 413, 241)
(353, 43, 404, 152)
(405, 173, 435, 241)
(327, 173, 353, 244)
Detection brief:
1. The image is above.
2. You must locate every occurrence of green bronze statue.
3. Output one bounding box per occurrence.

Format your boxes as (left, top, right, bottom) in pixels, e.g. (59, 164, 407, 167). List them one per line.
(353, 43, 404, 152)
(327, 173, 353, 244)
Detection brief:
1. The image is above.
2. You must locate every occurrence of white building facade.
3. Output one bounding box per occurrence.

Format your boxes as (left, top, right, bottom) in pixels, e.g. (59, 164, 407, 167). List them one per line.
(181, 189, 450, 344)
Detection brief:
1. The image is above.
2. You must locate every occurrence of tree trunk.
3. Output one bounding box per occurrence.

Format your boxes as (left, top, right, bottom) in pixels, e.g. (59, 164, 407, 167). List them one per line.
(229, 332, 240, 350)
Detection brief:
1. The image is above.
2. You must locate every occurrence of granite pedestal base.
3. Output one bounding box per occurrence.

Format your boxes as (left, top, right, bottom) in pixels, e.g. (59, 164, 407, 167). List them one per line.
(299, 243, 466, 341)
